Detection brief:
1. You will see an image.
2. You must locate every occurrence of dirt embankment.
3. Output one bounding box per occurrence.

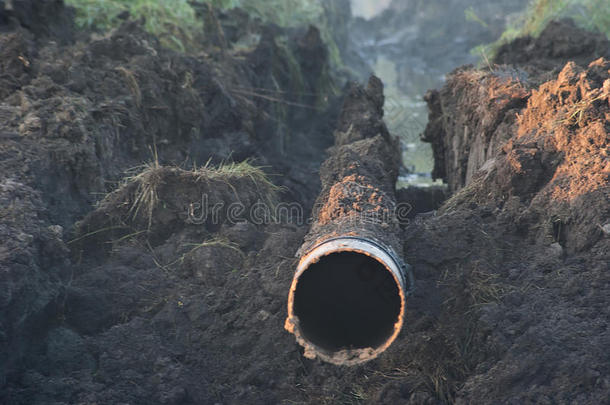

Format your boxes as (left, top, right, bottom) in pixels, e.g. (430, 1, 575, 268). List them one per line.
(0, 0, 341, 399)
(424, 20, 610, 193)
(0, 0, 75, 41)
(0, 3, 409, 399)
(414, 19, 609, 403)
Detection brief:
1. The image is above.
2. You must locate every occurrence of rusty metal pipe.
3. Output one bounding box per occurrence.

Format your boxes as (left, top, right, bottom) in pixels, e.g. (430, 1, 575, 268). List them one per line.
(285, 77, 413, 365)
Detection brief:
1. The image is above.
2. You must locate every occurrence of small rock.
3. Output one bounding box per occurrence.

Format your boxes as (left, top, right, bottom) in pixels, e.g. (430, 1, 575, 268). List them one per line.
(18, 113, 42, 136)
(601, 223, 610, 236)
(256, 310, 271, 322)
(16, 232, 33, 244)
(549, 242, 563, 258)
(47, 225, 64, 239)
(508, 268, 521, 280)
(479, 157, 496, 173)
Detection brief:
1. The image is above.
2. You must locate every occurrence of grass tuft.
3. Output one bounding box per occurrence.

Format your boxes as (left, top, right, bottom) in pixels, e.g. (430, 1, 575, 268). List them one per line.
(124, 152, 163, 230)
(123, 156, 280, 229)
(561, 94, 606, 126)
(199, 159, 281, 208)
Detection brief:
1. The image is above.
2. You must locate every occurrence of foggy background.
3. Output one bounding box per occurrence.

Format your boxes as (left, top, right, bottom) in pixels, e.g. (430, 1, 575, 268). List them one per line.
(346, 0, 528, 185)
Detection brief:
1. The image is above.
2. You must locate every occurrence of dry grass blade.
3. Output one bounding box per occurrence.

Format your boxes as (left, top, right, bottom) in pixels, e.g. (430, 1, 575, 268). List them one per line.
(162, 237, 244, 269)
(199, 159, 282, 209)
(115, 67, 142, 108)
(229, 88, 322, 110)
(125, 148, 162, 230)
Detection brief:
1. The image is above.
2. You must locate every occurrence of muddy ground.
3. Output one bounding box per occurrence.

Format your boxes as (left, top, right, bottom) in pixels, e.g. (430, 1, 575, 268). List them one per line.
(1, 2, 609, 405)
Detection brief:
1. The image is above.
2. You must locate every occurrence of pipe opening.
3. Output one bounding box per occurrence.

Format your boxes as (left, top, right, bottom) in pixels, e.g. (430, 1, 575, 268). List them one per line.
(293, 251, 402, 352)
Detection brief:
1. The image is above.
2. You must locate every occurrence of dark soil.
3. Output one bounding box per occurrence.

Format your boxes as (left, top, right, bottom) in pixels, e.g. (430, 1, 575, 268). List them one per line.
(0, 1, 341, 402)
(494, 19, 610, 77)
(419, 19, 609, 403)
(1, 1, 609, 404)
(0, 0, 75, 41)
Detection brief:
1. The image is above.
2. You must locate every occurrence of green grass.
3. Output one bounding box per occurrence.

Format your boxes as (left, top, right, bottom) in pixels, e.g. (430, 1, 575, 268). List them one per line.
(66, 0, 203, 51)
(471, 0, 610, 61)
(203, 160, 279, 197)
(234, 0, 324, 28)
(465, 6, 489, 29)
(66, 0, 342, 64)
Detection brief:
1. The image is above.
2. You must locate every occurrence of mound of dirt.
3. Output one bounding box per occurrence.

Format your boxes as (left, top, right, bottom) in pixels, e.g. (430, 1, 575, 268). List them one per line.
(424, 20, 610, 194)
(0, 0, 74, 41)
(494, 19, 610, 76)
(422, 66, 530, 193)
(1, 75, 403, 404)
(415, 22, 609, 403)
(0, 5, 341, 395)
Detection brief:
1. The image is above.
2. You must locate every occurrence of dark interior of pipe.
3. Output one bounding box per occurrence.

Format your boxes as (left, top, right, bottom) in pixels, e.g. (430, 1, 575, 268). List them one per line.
(293, 251, 401, 351)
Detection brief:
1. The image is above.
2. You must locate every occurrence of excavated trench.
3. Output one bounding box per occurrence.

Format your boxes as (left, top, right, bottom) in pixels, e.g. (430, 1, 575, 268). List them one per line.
(1, 1, 609, 404)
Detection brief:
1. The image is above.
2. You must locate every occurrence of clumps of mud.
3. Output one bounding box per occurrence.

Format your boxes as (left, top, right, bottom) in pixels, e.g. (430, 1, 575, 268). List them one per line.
(0, 0, 74, 41)
(73, 163, 279, 255)
(422, 66, 530, 192)
(413, 21, 609, 403)
(424, 55, 609, 254)
(494, 19, 610, 75)
(1, 2, 342, 402)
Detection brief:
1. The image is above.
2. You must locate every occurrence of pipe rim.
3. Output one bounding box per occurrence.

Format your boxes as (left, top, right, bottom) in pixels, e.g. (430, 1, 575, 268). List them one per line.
(285, 236, 410, 365)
